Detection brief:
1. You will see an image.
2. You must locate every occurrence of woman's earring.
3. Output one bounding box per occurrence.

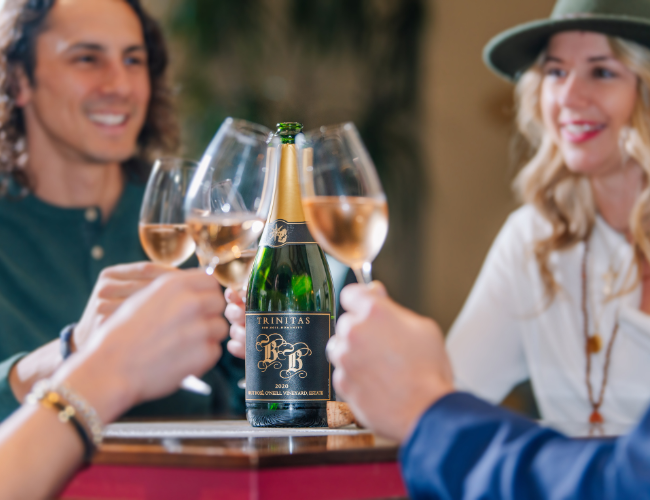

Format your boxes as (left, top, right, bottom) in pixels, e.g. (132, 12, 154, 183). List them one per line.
(618, 126, 631, 166)
(14, 136, 27, 168)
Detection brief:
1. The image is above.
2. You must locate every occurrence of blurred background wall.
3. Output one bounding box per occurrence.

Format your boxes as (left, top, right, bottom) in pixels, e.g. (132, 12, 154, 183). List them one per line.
(423, 0, 555, 329)
(143, 0, 555, 329)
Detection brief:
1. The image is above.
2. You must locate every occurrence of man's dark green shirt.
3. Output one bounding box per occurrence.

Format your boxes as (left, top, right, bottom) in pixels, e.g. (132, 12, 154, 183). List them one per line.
(0, 180, 244, 421)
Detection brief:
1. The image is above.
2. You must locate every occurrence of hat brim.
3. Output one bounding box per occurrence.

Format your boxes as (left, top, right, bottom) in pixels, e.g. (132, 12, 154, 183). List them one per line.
(484, 16, 650, 81)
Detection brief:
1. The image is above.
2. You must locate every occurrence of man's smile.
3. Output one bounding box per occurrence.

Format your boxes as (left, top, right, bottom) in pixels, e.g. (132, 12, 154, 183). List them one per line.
(87, 112, 129, 127)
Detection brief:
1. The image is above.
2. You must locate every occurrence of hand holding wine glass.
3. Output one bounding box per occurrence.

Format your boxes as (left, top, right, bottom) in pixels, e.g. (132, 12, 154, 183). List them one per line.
(297, 123, 388, 284)
(139, 157, 212, 395)
(186, 119, 275, 395)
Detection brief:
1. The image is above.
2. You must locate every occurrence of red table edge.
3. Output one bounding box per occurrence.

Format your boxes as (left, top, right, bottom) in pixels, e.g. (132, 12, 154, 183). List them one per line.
(59, 461, 408, 500)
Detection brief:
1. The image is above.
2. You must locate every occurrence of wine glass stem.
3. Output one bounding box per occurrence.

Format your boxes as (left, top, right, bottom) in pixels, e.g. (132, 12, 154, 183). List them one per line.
(353, 262, 373, 285)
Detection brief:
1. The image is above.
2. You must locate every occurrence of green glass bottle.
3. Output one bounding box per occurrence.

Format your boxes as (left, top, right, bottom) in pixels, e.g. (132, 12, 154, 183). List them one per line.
(245, 122, 335, 427)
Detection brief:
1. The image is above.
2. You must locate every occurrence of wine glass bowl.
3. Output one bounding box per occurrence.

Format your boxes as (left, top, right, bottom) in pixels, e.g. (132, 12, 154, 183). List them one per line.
(139, 158, 198, 267)
(187, 214, 264, 273)
(212, 247, 258, 290)
(301, 197, 388, 272)
(184, 118, 275, 274)
(297, 123, 388, 284)
(196, 235, 258, 290)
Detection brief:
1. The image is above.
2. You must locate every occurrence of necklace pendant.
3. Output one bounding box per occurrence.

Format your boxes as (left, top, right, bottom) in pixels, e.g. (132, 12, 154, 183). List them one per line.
(602, 269, 619, 298)
(587, 334, 603, 354)
(589, 410, 604, 424)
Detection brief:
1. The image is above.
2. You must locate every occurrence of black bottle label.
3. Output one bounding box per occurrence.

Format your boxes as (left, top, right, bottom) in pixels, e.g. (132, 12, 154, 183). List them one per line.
(260, 219, 316, 248)
(245, 312, 332, 402)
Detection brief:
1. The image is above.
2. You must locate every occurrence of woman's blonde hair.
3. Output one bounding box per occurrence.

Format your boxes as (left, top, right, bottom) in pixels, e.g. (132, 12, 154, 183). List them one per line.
(514, 35, 650, 300)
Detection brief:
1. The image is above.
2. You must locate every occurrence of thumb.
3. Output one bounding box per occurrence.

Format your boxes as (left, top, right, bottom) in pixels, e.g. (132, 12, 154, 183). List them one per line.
(368, 281, 388, 297)
(340, 281, 389, 314)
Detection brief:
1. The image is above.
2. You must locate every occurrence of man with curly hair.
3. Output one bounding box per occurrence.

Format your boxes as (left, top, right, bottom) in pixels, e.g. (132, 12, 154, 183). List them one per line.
(0, 0, 243, 420)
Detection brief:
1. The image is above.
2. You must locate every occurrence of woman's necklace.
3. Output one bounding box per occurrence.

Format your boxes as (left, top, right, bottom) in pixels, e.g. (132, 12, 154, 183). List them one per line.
(598, 221, 623, 300)
(581, 239, 619, 424)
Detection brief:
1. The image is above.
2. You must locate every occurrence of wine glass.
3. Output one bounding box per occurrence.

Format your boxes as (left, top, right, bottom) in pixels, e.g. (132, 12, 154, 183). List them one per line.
(184, 118, 276, 276)
(186, 118, 275, 395)
(297, 122, 388, 284)
(139, 157, 212, 396)
(139, 158, 198, 267)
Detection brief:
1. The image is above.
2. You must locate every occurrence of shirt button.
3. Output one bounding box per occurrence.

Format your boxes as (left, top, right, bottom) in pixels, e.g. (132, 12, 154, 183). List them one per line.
(91, 245, 104, 260)
(85, 208, 98, 223)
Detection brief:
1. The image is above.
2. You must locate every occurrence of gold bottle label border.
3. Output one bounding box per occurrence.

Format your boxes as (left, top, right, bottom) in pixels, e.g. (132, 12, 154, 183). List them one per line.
(245, 312, 332, 402)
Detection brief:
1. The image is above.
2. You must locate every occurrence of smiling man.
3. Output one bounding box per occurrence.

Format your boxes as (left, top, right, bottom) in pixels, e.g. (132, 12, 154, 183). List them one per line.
(0, 0, 243, 420)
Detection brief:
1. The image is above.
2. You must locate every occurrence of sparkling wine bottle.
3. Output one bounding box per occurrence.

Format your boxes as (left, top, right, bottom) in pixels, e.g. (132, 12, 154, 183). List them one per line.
(245, 122, 335, 427)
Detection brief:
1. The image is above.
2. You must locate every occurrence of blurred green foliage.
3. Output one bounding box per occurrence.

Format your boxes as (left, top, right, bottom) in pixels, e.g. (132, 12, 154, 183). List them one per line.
(165, 0, 427, 306)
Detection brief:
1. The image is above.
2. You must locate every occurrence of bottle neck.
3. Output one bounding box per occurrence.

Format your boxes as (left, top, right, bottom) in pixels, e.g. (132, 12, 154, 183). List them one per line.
(267, 144, 306, 224)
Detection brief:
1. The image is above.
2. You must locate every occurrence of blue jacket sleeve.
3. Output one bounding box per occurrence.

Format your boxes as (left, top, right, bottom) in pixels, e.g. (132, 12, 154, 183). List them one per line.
(399, 392, 650, 500)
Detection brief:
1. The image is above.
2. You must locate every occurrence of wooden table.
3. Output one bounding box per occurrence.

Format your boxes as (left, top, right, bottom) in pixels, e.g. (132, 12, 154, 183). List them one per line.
(58, 421, 408, 500)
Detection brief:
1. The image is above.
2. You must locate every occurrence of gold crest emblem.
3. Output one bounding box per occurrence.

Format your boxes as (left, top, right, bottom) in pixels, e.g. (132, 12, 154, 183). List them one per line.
(270, 224, 288, 244)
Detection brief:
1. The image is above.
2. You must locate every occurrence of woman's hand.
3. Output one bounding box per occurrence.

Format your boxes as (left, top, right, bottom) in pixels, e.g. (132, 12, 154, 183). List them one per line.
(0, 270, 228, 500)
(224, 288, 247, 359)
(56, 269, 228, 424)
(73, 262, 177, 351)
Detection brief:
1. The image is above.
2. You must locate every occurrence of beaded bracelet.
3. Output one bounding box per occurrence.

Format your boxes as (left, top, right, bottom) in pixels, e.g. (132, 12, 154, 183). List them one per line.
(56, 383, 103, 446)
(27, 380, 104, 462)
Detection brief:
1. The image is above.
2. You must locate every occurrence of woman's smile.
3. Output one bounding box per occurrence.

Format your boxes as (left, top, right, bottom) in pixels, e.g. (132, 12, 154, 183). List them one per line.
(560, 120, 607, 143)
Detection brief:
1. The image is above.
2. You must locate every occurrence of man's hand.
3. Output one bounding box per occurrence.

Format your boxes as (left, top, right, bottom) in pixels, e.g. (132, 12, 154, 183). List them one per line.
(327, 283, 455, 442)
(224, 288, 247, 359)
(73, 262, 176, 351)
(59, 269, 229, 424)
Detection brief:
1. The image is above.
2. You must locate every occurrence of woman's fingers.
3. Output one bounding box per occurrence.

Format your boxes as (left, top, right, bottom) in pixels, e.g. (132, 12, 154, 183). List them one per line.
(227, 323, 246, 360)
(97, 263, 186, 300)
(197, 316, 230, 345)
(182, 333, 224, 377)
(224, 289, 247, 360)
(230, 323, 246, 343)
(96, 279, 156, 300)
(225, 302, 246, 326)
(224, 287, 246, 305)
(75, 263, 183, 350)
(227, 339, 246, 359)
(151, 271, 225, 323)
(94, 298, 123, 317)
(99, 262, 176, 281)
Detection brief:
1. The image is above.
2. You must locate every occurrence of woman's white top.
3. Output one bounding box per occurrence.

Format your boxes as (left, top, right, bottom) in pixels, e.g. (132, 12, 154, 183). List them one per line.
(447, 204, 650, 424)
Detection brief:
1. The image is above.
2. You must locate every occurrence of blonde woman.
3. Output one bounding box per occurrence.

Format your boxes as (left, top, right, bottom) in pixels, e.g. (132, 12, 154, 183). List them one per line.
(447, 0, 650, 426)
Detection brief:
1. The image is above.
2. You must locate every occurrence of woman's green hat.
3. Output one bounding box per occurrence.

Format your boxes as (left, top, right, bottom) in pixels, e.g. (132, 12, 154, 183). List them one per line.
(484, 0, 650, 81)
